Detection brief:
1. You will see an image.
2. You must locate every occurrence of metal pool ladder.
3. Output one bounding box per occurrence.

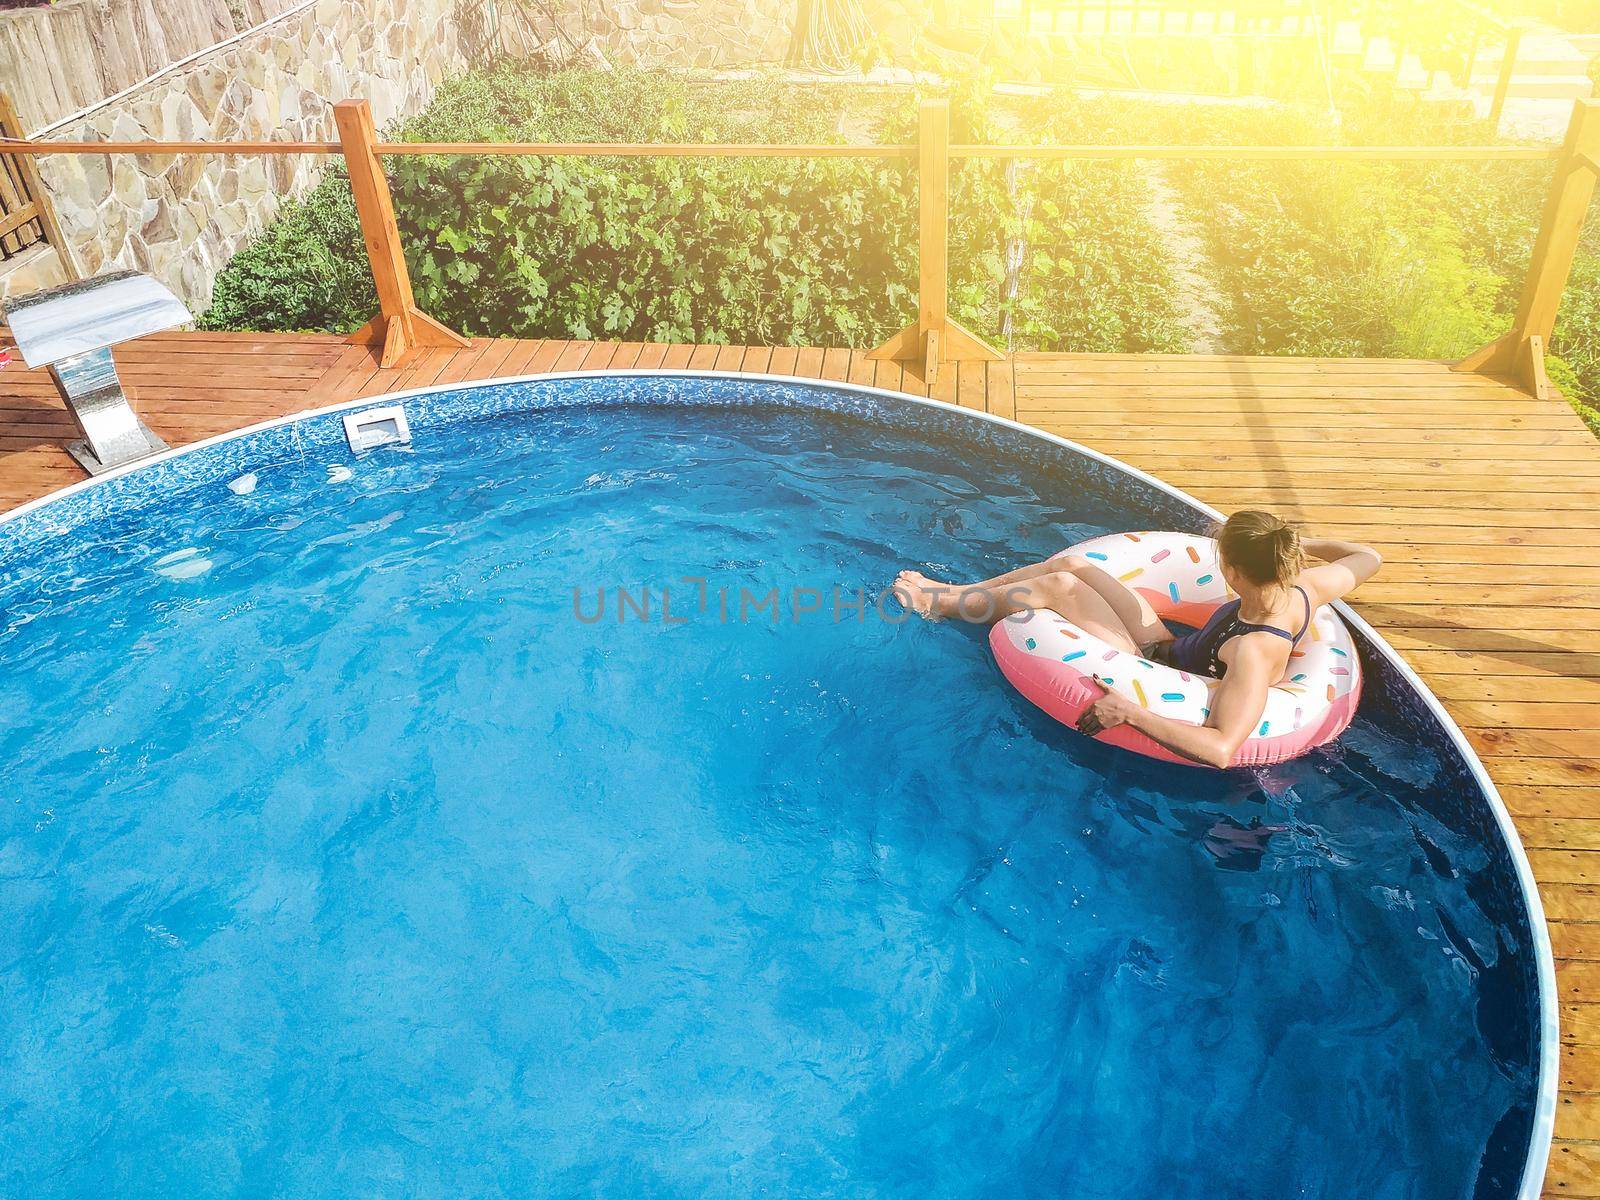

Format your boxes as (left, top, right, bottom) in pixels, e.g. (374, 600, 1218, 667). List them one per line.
(3, 271, 191, 475)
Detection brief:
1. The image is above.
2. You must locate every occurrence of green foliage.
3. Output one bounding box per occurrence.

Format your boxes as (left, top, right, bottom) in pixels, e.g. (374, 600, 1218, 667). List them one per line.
(1174, 160, 1506, 358)
(982, 92, 1599, 421)
(386, 69, 919, 345)
(1552, 253, 1600, 425)
(1113, 97, 1600, 415)
(1480, 0, 1600, 32)
(198, 176, 374, 333)
(202, 66, 1187, 353)
(202, 65, 1600, 423)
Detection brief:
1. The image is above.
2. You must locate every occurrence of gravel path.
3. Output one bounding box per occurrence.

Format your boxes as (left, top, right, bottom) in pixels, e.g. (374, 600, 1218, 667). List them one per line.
(1136, 161, 1228, 353)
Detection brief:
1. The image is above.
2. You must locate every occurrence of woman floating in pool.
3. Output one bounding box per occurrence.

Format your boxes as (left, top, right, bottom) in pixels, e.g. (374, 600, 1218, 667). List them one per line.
(895, 511, 1382, 768)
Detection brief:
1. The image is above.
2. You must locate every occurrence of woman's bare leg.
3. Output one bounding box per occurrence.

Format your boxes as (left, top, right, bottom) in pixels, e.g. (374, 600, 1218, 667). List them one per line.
(894, 556, 1059, 621)
(942, 557, 1064, 592)
(941, 568, 1144, 652)
(894, 554, 1171, 648)
(1053, 555, 1172, 648)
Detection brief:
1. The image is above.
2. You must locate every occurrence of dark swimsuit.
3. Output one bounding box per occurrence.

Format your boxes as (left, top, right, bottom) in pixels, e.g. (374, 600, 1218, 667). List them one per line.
(1150, 586, 1312, 677)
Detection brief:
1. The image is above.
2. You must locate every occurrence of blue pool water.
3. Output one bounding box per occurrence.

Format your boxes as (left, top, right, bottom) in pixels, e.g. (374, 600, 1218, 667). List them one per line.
(0, 379, 1542, 1199)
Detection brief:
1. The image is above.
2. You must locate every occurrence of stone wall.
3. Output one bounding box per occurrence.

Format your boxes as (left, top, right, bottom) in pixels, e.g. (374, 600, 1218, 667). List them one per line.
(0, 0, 307, 134)
(4, 0, 465, 311)
(591, 0, 791, 68)
(516, 0, 793, 70)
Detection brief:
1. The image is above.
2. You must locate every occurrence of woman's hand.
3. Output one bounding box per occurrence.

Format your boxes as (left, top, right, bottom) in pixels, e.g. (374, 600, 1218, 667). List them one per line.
(1074, 651, 1274, 769)
(1077, 676, 1140, 737)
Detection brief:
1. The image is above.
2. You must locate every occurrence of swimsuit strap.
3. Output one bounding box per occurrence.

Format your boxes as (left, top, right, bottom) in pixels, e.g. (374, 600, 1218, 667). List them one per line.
(1166, 585, 1313, 678)
(1228, 585, 1312, 645)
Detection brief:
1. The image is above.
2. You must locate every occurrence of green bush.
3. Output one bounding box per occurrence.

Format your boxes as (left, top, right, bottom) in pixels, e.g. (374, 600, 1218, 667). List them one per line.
(390, 146, 920, 346)
(198, 178, 374, 333)
(1552, 255, 1600, 432)
(201, 66, 1187, 353)
(1138, 98, 1600, 415)
(381, 68, 917, 345)
(202, 65, 1599, 421)
(1171, 160, 1507, 358)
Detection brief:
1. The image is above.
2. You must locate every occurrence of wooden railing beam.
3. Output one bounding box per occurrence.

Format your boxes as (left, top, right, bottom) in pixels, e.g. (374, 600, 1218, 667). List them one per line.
(332, 98, 465, 368)
(1456, 99, 1600, 399)
(0, 140, 344, 155)
(0, 140, 1562, 164)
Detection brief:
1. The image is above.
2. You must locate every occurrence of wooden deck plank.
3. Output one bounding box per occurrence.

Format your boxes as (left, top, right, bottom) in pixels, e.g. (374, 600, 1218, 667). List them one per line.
(769, 346, 800, 377)
(871, 358, 902, 393)
(846, 349, 877, 391)
(1012, 351, 1493, 368)
(895, 363, 931, 397)
(989, 359, 1017, 420)
(355, 369, 414, 402)
(611, 343, 645, 370)
(927, 360, 960, 409)
(1015, 371, 1562, 389)
(475, 338, 529, 378)
(297, 342, 378, 405)
(1086, 441, 1600, 462)
(311, 350, 388, 406)
(1046, 415, 1598, 438)
(397, 347, 460, 393)
(955, 360, 986, 412)
(494, 338, 549, 378)
(552, 341, 592, 373)
(1504, 791, 1600, 821)
(580, 341, 622, 371)
(1124, 459, 1600, 483)
(430, 338, 494, 386)
(633, 343, 669, 369)
(748, 340, 780, 374)
(660, 344, 695, 369)
(524, 340, 568, 375)
(1360, 561, 1600, 584)
(0, 334, 1595, 1196)
(1019, 409, 1581, 431)
(1383, 627, 1600, 654)
(821, 347, 851, 384)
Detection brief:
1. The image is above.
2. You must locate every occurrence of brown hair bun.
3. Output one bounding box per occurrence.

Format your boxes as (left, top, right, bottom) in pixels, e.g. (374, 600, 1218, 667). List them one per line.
(1215, 511, 1305, 587)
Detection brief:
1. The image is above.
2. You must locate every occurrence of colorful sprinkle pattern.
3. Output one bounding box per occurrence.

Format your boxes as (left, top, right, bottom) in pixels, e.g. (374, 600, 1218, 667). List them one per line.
(1008, 531, 1363, 760)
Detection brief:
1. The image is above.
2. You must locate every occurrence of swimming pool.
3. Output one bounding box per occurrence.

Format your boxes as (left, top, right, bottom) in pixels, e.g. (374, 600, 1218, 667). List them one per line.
(0, 372, 1554, 1199)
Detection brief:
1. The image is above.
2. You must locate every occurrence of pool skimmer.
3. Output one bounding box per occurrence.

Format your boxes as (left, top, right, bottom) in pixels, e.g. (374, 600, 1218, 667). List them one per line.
(342, 405, 411, 453)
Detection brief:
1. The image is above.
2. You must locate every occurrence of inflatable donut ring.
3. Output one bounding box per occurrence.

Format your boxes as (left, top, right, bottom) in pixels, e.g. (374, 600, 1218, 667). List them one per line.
(988, 531, 1363, 768)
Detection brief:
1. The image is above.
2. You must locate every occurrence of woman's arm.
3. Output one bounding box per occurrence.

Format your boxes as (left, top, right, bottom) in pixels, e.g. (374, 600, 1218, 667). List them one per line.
(1300, 536, 1382, 606)
(1077, 640, 1280, 768)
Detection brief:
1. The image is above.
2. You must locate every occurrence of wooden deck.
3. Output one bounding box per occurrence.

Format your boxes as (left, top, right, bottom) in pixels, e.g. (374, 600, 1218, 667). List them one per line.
(4, 332, 1600, 1194)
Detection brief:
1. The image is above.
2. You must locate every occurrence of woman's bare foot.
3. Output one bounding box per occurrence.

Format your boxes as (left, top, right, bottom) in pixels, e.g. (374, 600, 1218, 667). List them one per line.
(894, 569, 958, 619)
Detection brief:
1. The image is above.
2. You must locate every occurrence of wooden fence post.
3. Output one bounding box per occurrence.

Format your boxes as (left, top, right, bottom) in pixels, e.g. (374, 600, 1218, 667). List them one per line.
(1456, 99, 1600, 399)
(1487, 20, 1527, 132)
(0, 92, 81, 280)
(333, 99, 466, 368)
(868, 97, 1001, 385)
